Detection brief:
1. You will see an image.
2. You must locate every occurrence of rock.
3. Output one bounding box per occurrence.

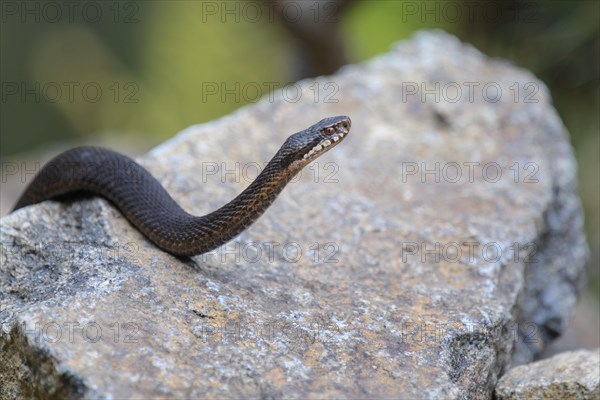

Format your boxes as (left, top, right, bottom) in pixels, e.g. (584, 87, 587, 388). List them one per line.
(0, 31, 588, 399)
(495, 349, 600, 399)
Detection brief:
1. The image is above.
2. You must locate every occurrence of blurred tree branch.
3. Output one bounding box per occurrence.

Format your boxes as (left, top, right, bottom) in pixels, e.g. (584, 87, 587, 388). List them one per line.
(267, 0, 356, 78)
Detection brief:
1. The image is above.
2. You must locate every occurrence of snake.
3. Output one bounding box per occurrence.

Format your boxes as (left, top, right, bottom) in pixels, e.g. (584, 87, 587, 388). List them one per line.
(12, 116, 351, 256)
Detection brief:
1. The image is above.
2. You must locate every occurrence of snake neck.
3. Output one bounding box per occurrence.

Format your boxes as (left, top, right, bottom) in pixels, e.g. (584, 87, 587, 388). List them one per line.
(193, 156, 299, 248)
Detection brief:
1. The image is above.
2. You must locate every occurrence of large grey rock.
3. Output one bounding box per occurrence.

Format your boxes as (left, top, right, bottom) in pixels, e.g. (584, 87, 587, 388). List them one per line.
(0, 31, 588, 399)
(495, 349, 600, 399)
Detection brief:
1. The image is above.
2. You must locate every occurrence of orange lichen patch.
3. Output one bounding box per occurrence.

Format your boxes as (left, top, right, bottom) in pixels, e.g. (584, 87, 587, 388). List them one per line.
(302, 342, 329, 370)
(263, 367, 287, 386)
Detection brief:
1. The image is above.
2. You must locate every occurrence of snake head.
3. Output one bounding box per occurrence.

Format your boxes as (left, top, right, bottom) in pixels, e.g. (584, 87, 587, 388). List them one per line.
(281, 115, 351, 171)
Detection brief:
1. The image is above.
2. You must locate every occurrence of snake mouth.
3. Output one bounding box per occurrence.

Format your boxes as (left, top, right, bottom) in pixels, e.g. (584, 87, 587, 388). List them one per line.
(302, 120, 350, 160)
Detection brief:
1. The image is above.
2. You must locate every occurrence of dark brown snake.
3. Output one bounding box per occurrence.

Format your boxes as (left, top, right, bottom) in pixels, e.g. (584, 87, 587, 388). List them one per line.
(12, 116, 351, 256)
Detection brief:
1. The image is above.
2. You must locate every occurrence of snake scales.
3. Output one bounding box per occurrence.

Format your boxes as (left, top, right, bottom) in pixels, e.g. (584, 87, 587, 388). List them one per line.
(12, 116, 351, 256)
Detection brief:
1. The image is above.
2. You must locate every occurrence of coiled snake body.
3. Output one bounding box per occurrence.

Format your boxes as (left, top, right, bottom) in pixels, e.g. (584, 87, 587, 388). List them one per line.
(13, 116, 351, 256)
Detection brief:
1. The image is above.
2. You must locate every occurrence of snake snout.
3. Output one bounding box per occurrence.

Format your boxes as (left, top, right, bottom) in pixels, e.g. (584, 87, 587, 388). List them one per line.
(335, 116, 351, 135)
(338, 119, 350, 134)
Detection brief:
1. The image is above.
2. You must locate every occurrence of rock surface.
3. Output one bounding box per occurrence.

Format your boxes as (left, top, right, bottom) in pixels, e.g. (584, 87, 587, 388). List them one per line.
(495, 349, 600, 399)
(0, 31, 588, 399)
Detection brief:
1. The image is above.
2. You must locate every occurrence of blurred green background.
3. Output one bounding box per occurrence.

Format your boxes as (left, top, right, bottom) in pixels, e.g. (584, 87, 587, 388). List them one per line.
(1, 0, 598, 305)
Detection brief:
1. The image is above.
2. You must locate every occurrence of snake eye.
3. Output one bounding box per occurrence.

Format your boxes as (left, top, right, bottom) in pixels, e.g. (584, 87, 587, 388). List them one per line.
(324, 127, 335, 135)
